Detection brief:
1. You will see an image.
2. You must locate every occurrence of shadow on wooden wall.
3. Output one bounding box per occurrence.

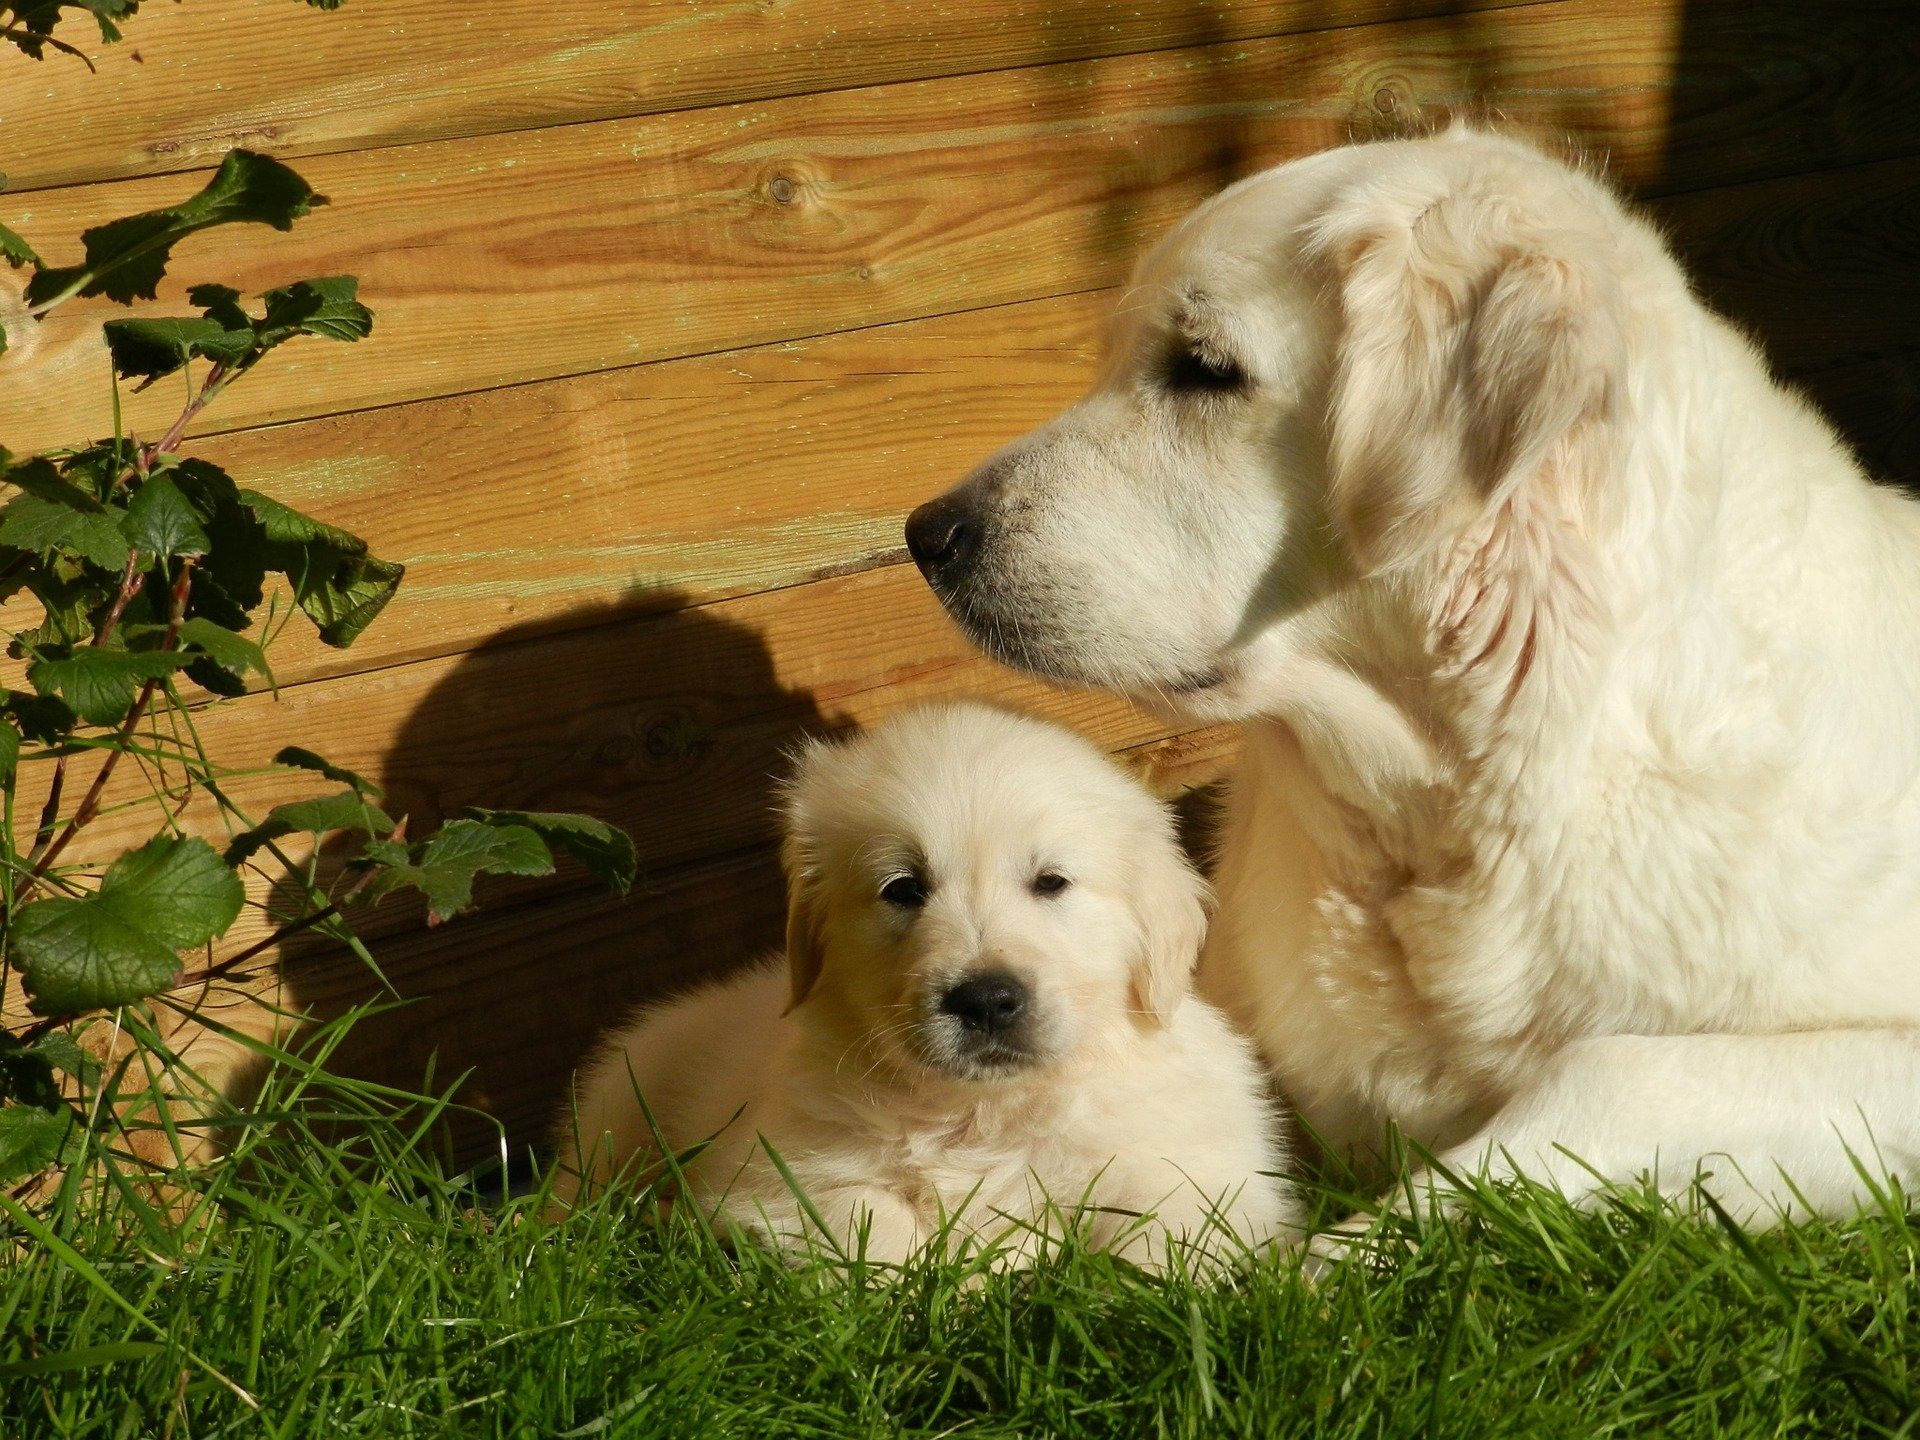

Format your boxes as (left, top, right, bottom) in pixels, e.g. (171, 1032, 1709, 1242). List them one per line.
(288, 591, 830, 1168)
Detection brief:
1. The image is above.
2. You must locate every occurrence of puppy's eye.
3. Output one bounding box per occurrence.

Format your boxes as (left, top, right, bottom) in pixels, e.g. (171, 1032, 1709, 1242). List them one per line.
(1032, 872, 1070, 897)
(1162, 345, 1247, 396)
(879, 874, 928, 908)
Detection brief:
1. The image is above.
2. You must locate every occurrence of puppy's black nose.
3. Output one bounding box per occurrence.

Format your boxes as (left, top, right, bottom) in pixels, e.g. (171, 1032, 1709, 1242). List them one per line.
(905, 492, 979, 580)
(940, 973, 1029, 1037)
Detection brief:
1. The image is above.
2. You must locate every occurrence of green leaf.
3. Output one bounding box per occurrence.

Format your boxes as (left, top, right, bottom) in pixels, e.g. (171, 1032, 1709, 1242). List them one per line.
(459, 808, 636, 896)
(178, 616, 271, 685)
(124, 616, 272, 696)
(27, 646, 190, 725)
(54, 438, 140, 504)
(0, 1034, 60, 1109)
(24, 150, 326, 308)
(103, 315, 253, 383)
(5, 692, 77, 744)
(254, 275, 372, 347)
(30, 1030, 99, 1083)
(273, 746, 381, 797)
(0, 1104, 73, 1183)
(12, 834, 245, 1015)
(121, 472, 211, 558)
(225, 788, 394, 867)
(2, 455, 107, 510)
(0, 494, 132, 572)
(104, 274, 370, 384)
(171, 458, 265, 627)
(0, 716, 18, 786)
(289, 551, 403, 648)
(186, 281, 249, 329)
(0, 222, 38, 269)
(244, 488, 369, 555)
(359, 819, 553, 923)
(243, 489, 403, 647)
(13, 563, 111, 652)
(22, 572, 122, 652)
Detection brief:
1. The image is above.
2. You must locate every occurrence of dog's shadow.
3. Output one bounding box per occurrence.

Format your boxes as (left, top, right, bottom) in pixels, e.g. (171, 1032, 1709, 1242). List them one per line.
(287, 586, 837, 1171)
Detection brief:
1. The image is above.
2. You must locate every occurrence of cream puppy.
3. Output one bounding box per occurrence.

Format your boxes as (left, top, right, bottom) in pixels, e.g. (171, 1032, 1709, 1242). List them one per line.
(552, 702, 1295, 1269)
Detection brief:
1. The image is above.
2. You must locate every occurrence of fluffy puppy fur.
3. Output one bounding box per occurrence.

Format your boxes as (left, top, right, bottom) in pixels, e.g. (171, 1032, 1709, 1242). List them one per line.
(551, 702, 1295, 1268)
(906, 128, 1920, 1228)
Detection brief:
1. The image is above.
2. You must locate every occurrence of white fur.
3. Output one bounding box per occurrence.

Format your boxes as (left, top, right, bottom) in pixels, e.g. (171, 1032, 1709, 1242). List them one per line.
(913, 129, 1920, 1227)
(551, 702, 1297, 1268)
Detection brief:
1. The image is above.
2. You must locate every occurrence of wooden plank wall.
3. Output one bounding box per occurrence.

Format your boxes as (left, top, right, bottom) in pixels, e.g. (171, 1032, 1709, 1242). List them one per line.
(3, 0, 1916, 1164)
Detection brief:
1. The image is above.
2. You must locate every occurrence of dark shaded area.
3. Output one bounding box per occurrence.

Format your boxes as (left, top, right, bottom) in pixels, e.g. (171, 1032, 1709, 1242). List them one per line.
(1655, 1, 1920, 487)
(287, 591, 832, 1167)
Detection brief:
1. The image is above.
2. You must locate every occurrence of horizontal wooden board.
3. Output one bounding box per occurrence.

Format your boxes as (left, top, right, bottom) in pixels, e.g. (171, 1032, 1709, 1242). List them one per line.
(25, 563, 1190, 959)
(286, 722, 1241, 1164)
(0, 0, 1534, 193)
(187, 291, 1105, 686)
(11, 0, 1920, 454)
(4, 153, 1904, 701)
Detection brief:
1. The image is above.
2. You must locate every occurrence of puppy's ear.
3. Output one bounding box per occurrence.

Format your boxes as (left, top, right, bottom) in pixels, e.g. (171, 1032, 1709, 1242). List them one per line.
(782, 835, 828, 1014)
(1129, 829, 1212, 1027)
(779, 738, 833, 1014)
(1315, 170, 1628, 569)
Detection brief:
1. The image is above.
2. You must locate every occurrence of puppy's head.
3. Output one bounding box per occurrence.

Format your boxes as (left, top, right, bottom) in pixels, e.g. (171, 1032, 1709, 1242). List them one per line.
(781, 703, 1208, 1085)
(906, 130, 1654, 719)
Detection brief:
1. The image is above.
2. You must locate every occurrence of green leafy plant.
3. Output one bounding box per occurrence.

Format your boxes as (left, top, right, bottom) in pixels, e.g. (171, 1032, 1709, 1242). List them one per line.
(0, 12, 635, 1194)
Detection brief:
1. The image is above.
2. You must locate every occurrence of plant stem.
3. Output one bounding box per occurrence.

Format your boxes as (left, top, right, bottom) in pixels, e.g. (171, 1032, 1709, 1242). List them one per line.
(168, 809, 407, 997)
(27, 559, 194, 885)
(0, 24, 95, 71)
(18, 549, 148, 888)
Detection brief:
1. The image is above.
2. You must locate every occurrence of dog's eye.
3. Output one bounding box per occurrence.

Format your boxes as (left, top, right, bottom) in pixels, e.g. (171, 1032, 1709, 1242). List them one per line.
(1161, 345, 1247, 396)
(1032, 872, 1071, 897)
(879, 874, 928, 908)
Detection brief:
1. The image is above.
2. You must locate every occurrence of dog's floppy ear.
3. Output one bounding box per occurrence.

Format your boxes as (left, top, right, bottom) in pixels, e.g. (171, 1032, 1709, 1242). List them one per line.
(782, 834, 828, 1014)
(780, 739, 833, 1014)
(1315, 169, 1628, 569)
(1128, 824, 1213, 1026)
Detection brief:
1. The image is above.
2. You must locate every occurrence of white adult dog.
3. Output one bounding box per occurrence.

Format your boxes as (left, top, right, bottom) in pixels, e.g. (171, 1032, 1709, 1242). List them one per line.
(905, 129, 1920, 1226)
(552, 702, 1295, 1267)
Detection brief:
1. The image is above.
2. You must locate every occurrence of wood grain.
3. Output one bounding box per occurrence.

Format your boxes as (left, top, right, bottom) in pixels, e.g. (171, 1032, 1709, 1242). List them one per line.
(0, 0, 1535, 193)
(11, 0, 1908, 454)
(286, 722, 1241, 1165)
(184, 290, 1105, 686)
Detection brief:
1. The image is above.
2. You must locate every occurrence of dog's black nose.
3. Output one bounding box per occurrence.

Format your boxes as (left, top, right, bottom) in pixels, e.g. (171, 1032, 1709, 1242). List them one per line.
(905, 492, 979, 580)
(940, 973, 1029, 1037)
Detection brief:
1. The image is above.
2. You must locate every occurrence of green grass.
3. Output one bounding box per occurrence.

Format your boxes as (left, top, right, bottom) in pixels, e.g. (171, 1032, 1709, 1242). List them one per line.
(4, 1028, 1918, 1438)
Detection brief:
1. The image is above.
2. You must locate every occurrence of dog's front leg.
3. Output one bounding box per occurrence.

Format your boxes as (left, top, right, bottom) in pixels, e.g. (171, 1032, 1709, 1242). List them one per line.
(1312, 1028, 1920, 1269)
(810, 1185, 928, 1267)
